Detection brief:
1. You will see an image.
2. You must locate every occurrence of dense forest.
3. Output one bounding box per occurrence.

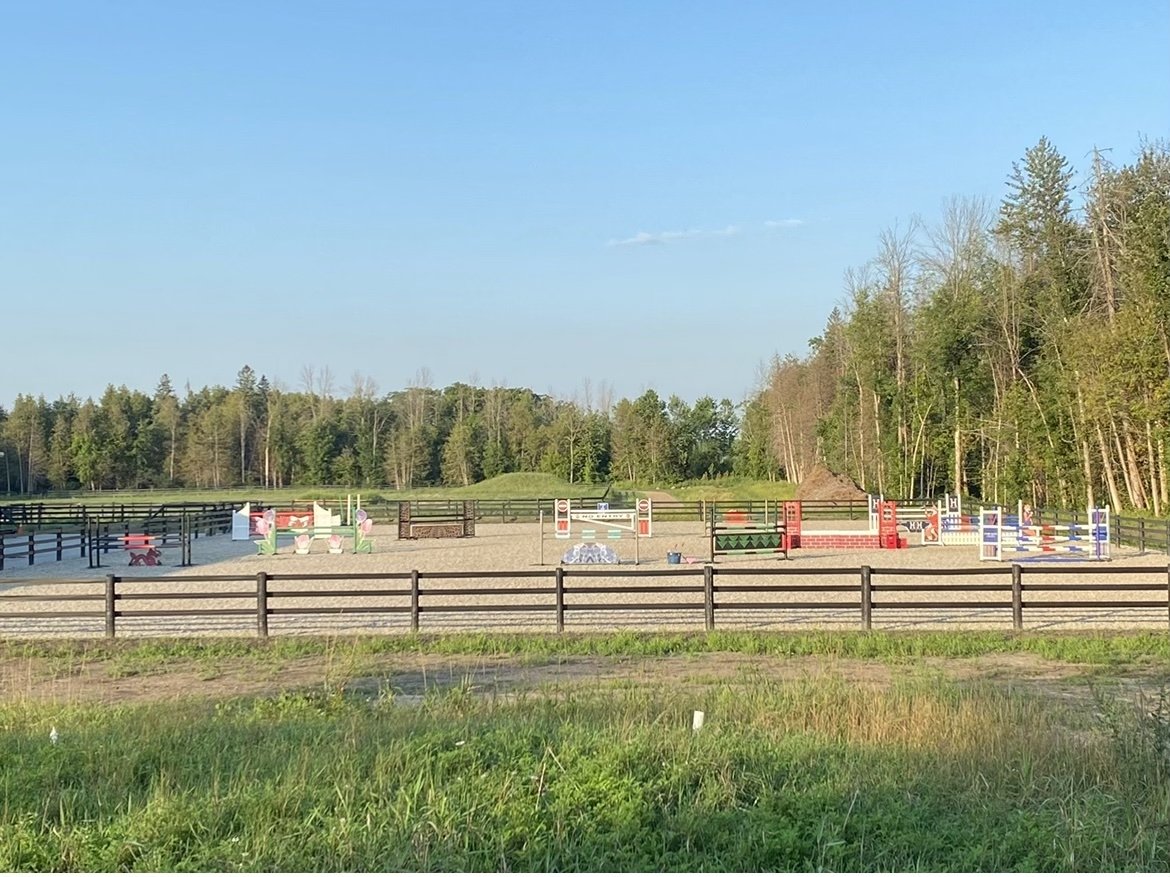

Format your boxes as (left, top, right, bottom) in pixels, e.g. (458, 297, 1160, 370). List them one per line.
(762, 138, 1170, 513)
(0, 368, 745, 494)
(2, 138, 1167, 510)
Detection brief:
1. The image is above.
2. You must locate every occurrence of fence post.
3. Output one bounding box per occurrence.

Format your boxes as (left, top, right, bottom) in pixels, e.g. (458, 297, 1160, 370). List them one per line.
(410, 570, 420, 633)
(56, 530, 63, 561)
(95, 522, 104, 568)
(555, 566, 565, 633)
(1011, 564, 1023, 631)
(182, 514, 192, 566)
(104, 573, 117, 638)
(256, 571, 269, 638)
(703, 564, 715, 631)
(860, 566, 872, 631)
(1139, 518, 1146, 552)
(0, 535, 5, 572)
(27, 532, 34, 566)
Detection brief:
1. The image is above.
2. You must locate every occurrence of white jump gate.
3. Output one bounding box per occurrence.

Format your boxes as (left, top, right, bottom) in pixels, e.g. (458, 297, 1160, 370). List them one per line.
(553, 498, 653, 540)
(979, 506, 1110, 562)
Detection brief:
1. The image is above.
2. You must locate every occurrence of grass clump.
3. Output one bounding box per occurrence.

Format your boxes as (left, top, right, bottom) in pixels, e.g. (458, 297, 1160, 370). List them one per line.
(2, 677, 1168, 871)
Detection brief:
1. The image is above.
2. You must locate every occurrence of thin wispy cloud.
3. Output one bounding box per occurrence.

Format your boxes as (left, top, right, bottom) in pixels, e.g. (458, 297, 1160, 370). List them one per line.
(607, 219, 803, 247)
(607, 225, 740, 247)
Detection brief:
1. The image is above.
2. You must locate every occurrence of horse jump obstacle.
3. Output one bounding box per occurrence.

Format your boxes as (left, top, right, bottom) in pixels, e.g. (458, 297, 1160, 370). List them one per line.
(709, 505, 788, 561)
(253, 504, 374, 555)
(84, 515, 194, 569)
(786, 499, 907, 551)
(541, 499, 651, 565)
(398, 501, 475, 540)
(919, 494, 981, 546)
(979, 504, 1111, 562)
(553, 498, 652, 540)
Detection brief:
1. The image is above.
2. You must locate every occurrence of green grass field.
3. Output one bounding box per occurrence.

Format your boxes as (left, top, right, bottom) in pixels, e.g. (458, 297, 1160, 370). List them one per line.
(2, 631, 1168, 871)
(5, 630, 1170, 669)
(2, 473, 809, 507)
(625, 476, 797, 501)
(2, 473, 611, 507)
(3, 674, 1167, 871)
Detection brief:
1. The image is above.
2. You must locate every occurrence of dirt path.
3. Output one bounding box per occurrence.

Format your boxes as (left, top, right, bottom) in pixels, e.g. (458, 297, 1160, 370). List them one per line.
(642, 490, 679, 504)
(4, 650, 1166, 707)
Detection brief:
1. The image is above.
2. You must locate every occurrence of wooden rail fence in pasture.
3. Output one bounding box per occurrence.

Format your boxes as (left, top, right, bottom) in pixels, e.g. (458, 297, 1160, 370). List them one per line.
(7, 496, 1170, 557)
(1, 563, 1167, 640)
(0, 500, 237, 531)
(0, 496, 920, 531)
(0, 506, 232, 572)
(0, 530, 86, 571)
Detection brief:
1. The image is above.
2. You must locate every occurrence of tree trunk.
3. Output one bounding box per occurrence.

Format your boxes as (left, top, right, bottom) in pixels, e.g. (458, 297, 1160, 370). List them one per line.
(1159, 422, 1170, 509)
(855, 374, 866, 490)
(1145, 420, 1161, 516)
(952, 376, 963, 496)
(1110, 420, 1135, 507)
(1073, 381, 1095, 508)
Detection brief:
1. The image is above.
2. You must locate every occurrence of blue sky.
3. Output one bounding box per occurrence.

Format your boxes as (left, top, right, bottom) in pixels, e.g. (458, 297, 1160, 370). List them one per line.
(2, 0, 1167, 409)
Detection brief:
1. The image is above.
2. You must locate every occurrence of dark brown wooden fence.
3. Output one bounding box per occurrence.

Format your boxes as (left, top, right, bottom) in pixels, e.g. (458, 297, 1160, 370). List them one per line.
(1, 564, 1167, 639)
(5, 496, 1170, 562)
(0, 508, 227, 571)
(0, 530, 86, 571)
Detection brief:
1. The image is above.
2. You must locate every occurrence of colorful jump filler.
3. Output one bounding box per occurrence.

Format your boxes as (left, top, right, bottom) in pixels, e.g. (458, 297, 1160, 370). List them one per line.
(354, 509, 374, 553)
(253, 506, 375, 555)
(979, 504, 1110, 562)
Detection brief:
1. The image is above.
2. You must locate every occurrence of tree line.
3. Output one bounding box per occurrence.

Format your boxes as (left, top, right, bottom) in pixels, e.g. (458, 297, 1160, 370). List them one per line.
(0, 367, 751, 493)
(755, 137, 1170, 513)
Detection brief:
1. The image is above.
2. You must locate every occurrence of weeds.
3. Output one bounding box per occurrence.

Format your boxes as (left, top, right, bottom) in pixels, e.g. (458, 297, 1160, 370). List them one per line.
(1, 678, 1168, 871)
(3, 630, 1168, 670)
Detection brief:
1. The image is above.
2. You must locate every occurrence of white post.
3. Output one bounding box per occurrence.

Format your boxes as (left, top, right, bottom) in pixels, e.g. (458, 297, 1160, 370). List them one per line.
(539, 510, 544, 565)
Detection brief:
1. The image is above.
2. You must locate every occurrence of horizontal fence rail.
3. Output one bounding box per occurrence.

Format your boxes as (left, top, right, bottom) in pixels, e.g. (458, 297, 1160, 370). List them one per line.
(0, 564, 1167, 639)
(1, 497, 892, 529)
(0, 530, 86, 571)
(5, 497, 1170, 556)
(0, 511, 226, 572)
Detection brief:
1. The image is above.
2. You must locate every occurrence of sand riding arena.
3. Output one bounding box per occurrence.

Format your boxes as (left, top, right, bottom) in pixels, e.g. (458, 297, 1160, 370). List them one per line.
(1, 516, 1168, 639)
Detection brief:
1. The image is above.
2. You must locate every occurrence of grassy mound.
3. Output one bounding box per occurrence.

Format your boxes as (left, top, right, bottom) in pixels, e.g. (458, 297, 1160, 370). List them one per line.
(418, 473, 609, 499)
(640, 476, 797, 501)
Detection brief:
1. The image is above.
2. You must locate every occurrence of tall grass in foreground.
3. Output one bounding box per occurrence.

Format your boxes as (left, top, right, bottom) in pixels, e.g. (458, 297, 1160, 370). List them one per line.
(6, 630, 1169, 670)
(2, 678, 1167, 871)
